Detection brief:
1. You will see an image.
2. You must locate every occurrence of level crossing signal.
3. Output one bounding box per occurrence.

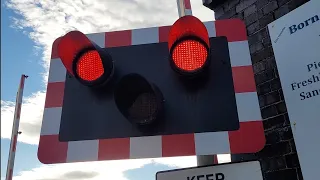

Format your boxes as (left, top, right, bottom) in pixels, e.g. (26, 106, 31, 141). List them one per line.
(38, 16, 265, 164)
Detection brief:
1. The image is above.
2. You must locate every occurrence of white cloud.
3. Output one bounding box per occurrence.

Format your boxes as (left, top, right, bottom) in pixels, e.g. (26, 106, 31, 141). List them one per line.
(5, 0, 215, 82)
(1, 91, 45, 145)
(10, 155, 232, 180)
(11, 155, 233, 180)
(12, 156, 197, 180)
(2, 0, 215, 145)
(217, 154, 231, 163)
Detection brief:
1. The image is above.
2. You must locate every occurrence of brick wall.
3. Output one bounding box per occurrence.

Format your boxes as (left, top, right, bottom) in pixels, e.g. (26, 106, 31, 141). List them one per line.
(207, 0, 309, 179)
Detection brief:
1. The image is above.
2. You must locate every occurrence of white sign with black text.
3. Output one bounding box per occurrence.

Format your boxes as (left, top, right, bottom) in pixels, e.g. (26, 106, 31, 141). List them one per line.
(268, 1, 320, 180)
(156, 161, 263, 180)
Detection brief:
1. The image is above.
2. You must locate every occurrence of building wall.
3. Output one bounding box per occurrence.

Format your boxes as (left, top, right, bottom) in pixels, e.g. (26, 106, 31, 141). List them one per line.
(208, 0, 309, 179)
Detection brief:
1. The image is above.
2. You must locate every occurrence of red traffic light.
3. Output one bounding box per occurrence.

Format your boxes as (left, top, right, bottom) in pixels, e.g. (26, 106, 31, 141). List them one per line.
(76, 50, 104, 81)
(172, 39, 208, 71)
(58, 31, 114, 86)
(168, 15, 210, 75)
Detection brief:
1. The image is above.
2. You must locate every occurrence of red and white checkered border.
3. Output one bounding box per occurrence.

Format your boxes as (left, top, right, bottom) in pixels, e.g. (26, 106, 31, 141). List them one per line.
(38, 19, 265, 164)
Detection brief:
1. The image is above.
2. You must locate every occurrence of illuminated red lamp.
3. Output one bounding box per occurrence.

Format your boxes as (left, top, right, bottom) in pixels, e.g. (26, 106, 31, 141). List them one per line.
(58, 31, 114, 87)
(168, 15, 210, 76)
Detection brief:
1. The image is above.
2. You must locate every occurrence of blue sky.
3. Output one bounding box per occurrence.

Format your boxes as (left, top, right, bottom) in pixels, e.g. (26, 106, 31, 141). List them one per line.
(1, 3, 44, 101)
(1, 139, 42, 178)
(1, 0, 215, 179)
(1, 2, 45, 178)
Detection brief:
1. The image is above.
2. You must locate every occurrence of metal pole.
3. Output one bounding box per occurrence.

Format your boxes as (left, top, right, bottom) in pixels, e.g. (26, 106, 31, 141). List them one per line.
(197, 154, 218, 166)
(5, 74, 28, 180)
(176, 0, 192, 17)
(175, 0, 216, 167)
(177, 0, 186, 17)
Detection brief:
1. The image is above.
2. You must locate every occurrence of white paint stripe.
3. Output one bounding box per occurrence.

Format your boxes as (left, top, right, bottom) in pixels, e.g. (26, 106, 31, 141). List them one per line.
(195, 132, 230, 155)
(228, 41, 252, 67)
(235, 92, 262, 122)
(130, 136, 162, 158)
(40, 107, 62, 135)
(86, 33, 105, 48)
(185, 9, 192, 15)
(132, 27, 159, 45)
(17, 78, 25, 103)
(67, 140, 99, 162)
(204, 21, 216, 38)
(48, 58, 66, 83)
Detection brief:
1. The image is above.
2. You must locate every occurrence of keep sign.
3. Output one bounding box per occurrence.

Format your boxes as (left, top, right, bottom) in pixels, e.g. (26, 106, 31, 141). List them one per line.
(156, 161, 263, 180)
